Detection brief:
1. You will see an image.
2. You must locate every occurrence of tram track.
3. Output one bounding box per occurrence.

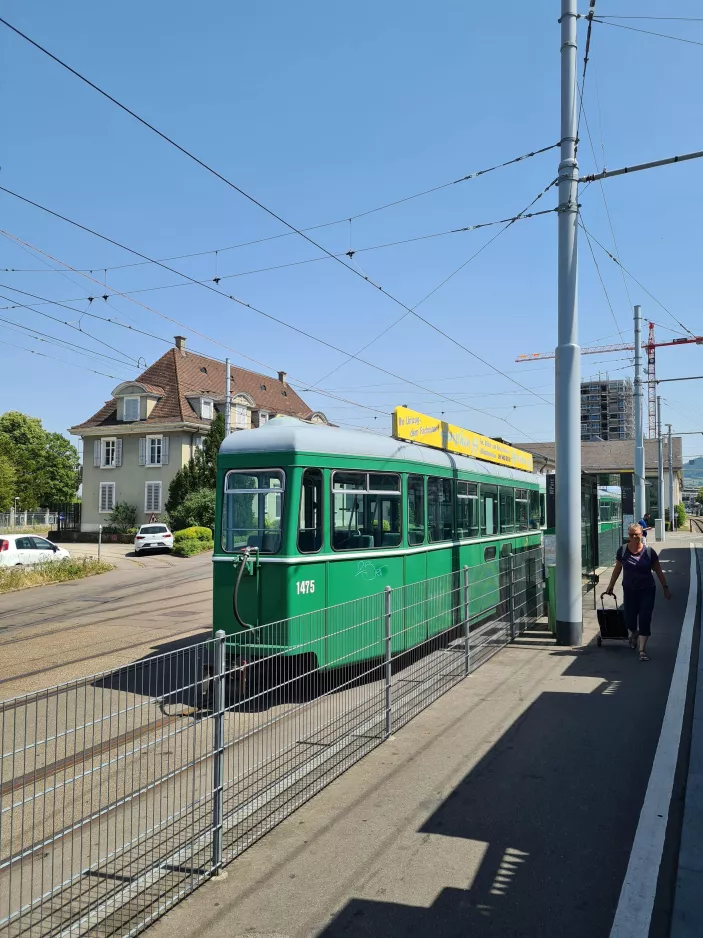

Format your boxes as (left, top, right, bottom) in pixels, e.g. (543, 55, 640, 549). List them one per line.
(0, 586, 211, 647)
(0, 570, 210, 629)
(0, 626, 210, 689)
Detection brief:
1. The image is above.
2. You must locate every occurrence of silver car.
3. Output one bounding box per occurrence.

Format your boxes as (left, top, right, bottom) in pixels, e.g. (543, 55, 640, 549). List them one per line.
(133, 524, 174, 555)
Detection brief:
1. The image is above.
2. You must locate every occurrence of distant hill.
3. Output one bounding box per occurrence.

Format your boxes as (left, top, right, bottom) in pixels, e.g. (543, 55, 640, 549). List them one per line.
(685, 457, 703, 470)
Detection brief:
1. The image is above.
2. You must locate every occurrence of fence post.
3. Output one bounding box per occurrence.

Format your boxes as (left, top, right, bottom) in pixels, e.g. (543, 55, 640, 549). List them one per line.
(463, 565, 470, 676)
(212, 629, 226, 874)
(98, 524, 102, 562)
(384, 586, 392, 738)
(508, 552, 516, 641)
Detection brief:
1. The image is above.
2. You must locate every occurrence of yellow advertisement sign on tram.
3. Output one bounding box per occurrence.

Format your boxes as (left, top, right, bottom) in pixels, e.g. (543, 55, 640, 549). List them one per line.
(392, 406, 534, 473)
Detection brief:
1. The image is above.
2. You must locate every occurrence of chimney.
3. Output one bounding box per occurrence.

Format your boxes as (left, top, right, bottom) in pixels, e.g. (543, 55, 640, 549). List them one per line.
(175, 335, 186, 352)
(278, 370, 287, 385)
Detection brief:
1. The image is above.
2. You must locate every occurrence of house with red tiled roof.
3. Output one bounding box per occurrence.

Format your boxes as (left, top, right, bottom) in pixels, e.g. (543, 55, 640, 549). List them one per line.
(69, 336, 327, 531)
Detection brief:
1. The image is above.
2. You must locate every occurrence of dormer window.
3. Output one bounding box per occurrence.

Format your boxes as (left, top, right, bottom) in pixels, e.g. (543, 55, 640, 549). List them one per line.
(201, 399, 214, 420)
(123, 397, 140, 421)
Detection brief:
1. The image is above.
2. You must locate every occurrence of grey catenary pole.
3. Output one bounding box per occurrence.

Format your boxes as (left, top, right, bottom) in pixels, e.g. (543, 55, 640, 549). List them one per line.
(555, 0, 582, 646)
(667, 424, 675, 532)
(633, 305, 645, 521)
(224, 358, 231, 437)
(657, 396, 665, 542)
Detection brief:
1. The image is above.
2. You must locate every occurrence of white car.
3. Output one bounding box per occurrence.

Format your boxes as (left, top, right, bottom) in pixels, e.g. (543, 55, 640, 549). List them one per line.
(0, 534, 71, 566)
(134, 524, 174, 555)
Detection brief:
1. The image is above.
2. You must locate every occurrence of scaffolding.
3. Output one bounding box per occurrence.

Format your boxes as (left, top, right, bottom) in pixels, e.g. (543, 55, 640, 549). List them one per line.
(580, 378, 634, 441)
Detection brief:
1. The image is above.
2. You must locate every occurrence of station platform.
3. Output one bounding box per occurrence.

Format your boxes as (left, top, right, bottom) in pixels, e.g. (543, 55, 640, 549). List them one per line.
(148, 536, 701, 938)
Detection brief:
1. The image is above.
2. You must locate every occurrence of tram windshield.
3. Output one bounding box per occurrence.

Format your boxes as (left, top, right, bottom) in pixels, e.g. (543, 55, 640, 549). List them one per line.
(222, 469, 284, 553)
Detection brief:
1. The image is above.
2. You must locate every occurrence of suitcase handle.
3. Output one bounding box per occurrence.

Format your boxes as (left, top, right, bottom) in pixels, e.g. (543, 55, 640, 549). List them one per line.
(599, 592, 618, 609)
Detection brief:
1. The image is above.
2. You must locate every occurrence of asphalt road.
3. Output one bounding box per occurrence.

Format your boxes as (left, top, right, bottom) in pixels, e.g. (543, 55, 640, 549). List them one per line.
(0, 551, 213, 699)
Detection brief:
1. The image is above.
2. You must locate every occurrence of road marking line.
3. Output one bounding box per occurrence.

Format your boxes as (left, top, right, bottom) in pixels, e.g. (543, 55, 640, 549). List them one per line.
(610, 544, 698, 938)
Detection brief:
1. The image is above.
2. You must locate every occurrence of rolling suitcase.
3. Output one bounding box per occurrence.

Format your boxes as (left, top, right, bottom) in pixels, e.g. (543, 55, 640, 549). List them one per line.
(596, 593, 629, 647)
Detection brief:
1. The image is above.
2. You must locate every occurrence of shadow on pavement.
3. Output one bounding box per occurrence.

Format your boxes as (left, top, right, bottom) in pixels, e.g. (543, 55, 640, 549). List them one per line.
(316, 567, 689, 938)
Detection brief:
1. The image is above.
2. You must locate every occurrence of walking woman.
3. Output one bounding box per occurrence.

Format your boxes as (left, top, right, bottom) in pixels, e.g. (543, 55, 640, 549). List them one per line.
(605, 523, 671, 660)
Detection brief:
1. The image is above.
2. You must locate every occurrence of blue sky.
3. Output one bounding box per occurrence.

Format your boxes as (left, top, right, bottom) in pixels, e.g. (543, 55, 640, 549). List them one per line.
(2, 1, 703, 458)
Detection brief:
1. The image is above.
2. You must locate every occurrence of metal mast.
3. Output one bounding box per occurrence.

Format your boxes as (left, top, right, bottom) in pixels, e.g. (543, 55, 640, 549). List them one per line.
(633, 306, 645, 521)
(555, 0, 581, 646)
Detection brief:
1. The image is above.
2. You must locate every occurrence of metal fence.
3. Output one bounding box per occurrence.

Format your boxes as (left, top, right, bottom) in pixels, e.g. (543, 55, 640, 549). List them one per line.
(0, 546, 544, 938)
(0, 513, 56, 530)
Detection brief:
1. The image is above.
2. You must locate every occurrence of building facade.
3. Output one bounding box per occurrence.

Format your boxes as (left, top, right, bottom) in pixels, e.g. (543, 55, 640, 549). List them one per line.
(70, 337, 326, 532)
(580, 378, 634, 442)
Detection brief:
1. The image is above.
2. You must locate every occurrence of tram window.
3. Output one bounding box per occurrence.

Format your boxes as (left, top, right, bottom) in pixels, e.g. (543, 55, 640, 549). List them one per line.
(222, 469, 284, 553)
(515, 488, 529, 532)
(428, 477, 454, 542)
(481, 485, 498, 536)
(456, 481, 479, 539)
(599, 501, 611, 522)
(500, 487, 516, 534)
(529, 489, 541, 529)
(408, 475, 425, 545)
(298, 468, 323, 553)
(331, 471, 401, 550)
(484, 546, 497, 561)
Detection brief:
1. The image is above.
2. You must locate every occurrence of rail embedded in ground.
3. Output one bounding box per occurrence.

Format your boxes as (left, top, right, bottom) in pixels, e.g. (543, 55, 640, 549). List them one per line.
(0, 547, 544, 938)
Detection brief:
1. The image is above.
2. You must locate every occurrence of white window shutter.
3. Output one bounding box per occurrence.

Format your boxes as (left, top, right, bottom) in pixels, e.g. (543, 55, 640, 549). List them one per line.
(155, 482, 162, 511)
(162, 437, 169, 465)
(139, 437, 146, 466)
(94, 440, 101, 467)
(115, 439, 123, 467)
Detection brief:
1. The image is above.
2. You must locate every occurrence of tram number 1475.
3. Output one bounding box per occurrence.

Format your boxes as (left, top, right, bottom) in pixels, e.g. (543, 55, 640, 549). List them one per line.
(296, 579, 316, 595)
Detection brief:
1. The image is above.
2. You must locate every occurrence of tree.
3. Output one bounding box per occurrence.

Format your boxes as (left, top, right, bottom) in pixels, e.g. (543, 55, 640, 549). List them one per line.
(168, 489, 216, 532)
(108, 503, 138, 533)
(696, 488, 703, 507)
(0, 453, 15, 512)
(0, 411, 79, 508)
(166, 413, 225, 515)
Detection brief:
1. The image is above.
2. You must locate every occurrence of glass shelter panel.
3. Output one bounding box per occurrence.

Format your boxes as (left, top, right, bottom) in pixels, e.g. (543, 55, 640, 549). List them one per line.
(515, 488, 529, 532)
(222, 469, 284, 553)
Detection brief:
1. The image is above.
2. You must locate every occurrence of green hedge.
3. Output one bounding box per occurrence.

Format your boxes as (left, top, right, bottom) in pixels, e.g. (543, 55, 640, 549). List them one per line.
(173, 537, 214, 557)
(173, 526, 213, 544)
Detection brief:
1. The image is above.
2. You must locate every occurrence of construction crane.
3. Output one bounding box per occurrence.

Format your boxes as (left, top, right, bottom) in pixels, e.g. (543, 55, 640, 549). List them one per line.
(516, 323, 703, 437)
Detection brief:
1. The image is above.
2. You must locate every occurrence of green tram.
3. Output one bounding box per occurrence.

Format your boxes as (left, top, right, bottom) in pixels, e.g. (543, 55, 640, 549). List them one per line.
(597, 485, 622, 567)
(212, 416, 545, 676)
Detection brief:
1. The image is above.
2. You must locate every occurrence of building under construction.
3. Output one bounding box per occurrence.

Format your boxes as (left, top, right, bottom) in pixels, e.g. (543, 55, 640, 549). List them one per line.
(580, 378, 634, 442)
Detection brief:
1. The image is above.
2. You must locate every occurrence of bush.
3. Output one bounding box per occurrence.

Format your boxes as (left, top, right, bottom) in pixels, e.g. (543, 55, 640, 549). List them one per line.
(168, 488, 215, 532)
(173, 526, 213, 543)
(676, 502, 686, 529)
(0, 557, 113, 592)
(173, 537, 213, 557)
(108, 503, 138, 533)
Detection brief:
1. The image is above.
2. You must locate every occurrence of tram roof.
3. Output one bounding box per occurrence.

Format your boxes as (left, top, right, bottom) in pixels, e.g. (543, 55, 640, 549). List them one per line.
(220, 416, 541, 484)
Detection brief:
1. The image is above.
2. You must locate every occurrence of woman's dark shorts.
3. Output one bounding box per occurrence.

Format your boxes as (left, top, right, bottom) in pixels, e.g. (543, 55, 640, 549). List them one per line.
(623, 587, 656, 636)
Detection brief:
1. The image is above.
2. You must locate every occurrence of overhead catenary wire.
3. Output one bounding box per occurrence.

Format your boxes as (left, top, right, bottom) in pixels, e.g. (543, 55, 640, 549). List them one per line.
(0, 15, 559, 277)
(0, 312, 139, 372)
(591, 17, 703, 48)
(309, 178, 560, 392)
(0, 334, 135, 380)
(0, 189, 553, 437)
(0, 18, 560, 417)
(0, 207, 555, 300)
(577, 220, 699, 338)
